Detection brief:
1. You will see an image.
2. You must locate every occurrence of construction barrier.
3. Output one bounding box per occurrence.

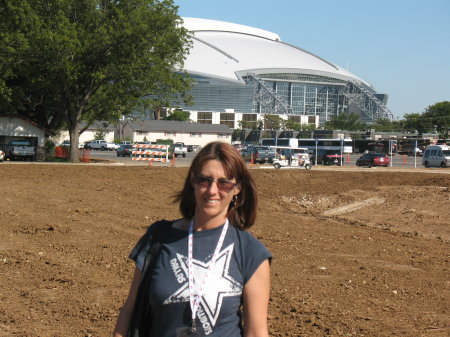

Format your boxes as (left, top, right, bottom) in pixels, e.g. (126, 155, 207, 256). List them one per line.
(55, 146, 69, 159)
(132, 157, 167, 162)
(81, 149, 90, 163)
(131, 144, 169, 165)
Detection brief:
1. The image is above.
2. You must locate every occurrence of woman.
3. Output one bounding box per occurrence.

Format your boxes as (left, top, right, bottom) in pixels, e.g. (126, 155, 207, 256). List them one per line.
(113, 141, 271, 337)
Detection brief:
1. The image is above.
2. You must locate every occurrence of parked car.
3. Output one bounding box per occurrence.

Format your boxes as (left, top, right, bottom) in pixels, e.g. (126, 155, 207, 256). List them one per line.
(5, 140, 35, 161)
(422, 145, 450, 168)
(356, 152, 390, 167)
(0, 149, 4, 162)
(408, 147, 423, 157)
(187, 145, 194, 152)
(232, 144, 244, 154)
(310, 149, 344, 166)
(173, 143, 188, 157)
(61, 140, 85, 150)
(242, 145, 277, 164)
(85, 140, 117, 151)
(116, 144, 133, 157)
(321, 150, 344, 166)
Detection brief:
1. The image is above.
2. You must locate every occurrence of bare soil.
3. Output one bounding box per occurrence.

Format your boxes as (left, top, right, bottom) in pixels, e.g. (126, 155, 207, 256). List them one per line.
(0, 164, 449, 337)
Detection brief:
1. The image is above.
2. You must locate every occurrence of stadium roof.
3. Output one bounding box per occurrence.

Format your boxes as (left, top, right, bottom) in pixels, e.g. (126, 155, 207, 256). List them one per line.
(182, 17, 371, 88)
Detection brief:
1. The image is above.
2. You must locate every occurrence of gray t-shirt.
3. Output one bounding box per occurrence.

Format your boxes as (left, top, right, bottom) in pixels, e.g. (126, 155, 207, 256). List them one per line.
(129, 220, 271, 337)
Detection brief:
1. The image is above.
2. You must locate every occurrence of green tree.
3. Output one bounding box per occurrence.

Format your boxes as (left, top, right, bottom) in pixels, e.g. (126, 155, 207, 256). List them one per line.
(402, 113, 432, 134)
(263, 114, 284, 130)
(237, 119, 260, 130)
(0, 0, 192, 162)
(424, 101, 450, 139)
(164, 110, 191, 121)
(93, 129, 107, 141)
(372, 118, 395, 132)
(284, 119, 316, 132)
(324, 112, 367, 131)
(284, 119, 301, 131)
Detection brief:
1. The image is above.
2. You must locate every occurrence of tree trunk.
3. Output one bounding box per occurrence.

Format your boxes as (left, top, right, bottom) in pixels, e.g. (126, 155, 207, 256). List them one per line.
(69, 124, 80, 163)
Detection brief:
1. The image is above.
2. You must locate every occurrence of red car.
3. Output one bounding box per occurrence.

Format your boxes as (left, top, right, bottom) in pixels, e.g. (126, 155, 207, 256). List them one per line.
(356, 152, 390, 167)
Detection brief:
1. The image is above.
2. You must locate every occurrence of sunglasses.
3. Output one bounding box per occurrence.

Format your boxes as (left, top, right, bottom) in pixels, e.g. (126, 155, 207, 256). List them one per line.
(194, 175, 237, 192)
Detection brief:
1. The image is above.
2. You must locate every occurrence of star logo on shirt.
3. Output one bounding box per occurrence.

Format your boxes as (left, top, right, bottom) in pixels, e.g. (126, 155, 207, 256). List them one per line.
(163, 243, 242, 327)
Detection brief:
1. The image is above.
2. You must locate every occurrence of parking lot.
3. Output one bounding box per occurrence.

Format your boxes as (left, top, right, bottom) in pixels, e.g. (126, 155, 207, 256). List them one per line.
(88, 149, 434, 170)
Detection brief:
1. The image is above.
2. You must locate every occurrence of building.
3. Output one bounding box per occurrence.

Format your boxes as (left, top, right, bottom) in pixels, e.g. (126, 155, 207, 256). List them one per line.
(173, 18, 392, 127)
(0, 115, 48, 150)
(52, 122, 117, 145)
(122, 119, 232, 147)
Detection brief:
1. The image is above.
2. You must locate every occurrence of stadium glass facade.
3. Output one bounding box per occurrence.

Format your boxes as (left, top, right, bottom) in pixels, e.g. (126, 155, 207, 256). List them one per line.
(182, 73, 349, 126)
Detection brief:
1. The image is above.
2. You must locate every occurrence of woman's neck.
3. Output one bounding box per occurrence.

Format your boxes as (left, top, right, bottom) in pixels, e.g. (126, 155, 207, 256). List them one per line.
(192, 215, 227, 232)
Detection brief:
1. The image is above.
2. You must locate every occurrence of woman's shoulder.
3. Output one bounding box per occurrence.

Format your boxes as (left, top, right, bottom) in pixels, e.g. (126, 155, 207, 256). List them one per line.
(146, 218, 179, 234)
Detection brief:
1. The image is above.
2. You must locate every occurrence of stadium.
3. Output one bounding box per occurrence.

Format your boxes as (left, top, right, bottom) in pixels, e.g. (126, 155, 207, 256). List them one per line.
(175, 17, 393, 128)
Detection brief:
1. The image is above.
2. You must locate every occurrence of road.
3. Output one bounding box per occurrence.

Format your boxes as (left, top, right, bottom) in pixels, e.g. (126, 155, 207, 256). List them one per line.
(89, 149, 427, 169)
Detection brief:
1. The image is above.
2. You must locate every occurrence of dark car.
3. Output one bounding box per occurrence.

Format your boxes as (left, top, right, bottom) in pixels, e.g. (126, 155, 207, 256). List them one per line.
(321, 150, 344, 166)
(242, 145, 277, 164)
(116, 144, 133, 157)
(310, 149, 343, 166)
(356, 152, 390, 167)
(187, 145, 194, 152)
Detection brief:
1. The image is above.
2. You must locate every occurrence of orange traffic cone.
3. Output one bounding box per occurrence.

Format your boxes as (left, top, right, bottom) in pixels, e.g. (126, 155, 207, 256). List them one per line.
(55, 146, 64, 158)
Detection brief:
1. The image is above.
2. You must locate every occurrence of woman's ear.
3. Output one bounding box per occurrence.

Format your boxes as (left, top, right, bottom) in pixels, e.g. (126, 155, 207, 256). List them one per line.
(234, 186, 241, 196)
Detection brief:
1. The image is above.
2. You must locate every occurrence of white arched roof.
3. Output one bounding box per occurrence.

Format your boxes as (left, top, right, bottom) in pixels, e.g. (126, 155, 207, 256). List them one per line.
(181, 17, 370, 87)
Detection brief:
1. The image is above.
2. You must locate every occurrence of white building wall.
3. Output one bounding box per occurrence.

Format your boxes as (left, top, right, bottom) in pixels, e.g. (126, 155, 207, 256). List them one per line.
(190, 111, 198, 123)
(178, 110, 320, 129)
(0, 116, 46, 146)
(53, 129, 115, 145)
(133, 131, 231, 147)
(234, 112, 243, 129)
(212, 111, 221, 124)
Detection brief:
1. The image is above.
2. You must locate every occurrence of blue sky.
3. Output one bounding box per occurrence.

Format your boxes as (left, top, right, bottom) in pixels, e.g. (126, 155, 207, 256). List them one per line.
(174, 0, 450, 119)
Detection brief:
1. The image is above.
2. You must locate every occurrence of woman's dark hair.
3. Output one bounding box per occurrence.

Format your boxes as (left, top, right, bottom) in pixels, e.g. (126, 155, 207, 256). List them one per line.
(175, 141, 257, 230)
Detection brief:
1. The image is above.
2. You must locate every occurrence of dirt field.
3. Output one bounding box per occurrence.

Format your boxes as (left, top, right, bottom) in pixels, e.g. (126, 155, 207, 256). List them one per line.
(0, 164, 449, 337)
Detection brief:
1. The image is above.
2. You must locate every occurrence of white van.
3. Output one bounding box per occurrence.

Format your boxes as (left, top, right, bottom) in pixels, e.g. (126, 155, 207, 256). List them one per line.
(422, 145, 450, 168)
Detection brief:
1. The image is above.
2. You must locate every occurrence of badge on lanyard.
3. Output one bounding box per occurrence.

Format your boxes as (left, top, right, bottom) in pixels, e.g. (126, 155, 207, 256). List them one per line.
(183, 219, 229, 336)
(176, 327, 198, 337)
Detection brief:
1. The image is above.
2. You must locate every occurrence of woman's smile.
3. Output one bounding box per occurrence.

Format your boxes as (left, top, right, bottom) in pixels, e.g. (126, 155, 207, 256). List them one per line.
(193, 159, 239, 228)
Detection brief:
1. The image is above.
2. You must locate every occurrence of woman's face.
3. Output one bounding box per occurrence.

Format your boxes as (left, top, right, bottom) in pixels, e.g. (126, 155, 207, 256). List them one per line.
(193, 159, 240, 223)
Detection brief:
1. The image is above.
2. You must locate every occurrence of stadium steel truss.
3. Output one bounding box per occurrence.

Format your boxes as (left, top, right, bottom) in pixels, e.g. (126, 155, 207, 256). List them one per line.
(244, 73, 393, 121)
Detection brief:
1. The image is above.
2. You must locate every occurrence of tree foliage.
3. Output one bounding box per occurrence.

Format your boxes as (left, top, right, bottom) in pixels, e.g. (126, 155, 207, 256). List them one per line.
(284, 119, 316, 132)
(323, 112, 367, 131)
(237, 119, 263, 130)
(401, 113, 432, 134)
(0, 0, 192, 161)
(263, 114, 284, 130)
(164, 110, 191, 121)
(424, 101, 450, 139)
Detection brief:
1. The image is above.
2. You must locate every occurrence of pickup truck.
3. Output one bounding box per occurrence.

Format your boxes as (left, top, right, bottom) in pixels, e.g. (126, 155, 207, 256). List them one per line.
(85, 140, 118, 151)
(242, 145, 277, 164)
(173, 143, 188, 158)
(6, 140, 36, 161)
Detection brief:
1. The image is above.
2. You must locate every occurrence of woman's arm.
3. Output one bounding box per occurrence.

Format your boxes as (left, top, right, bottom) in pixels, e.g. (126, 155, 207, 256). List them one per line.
(243, 259, 271, 337)
(113, 268, 142, 337)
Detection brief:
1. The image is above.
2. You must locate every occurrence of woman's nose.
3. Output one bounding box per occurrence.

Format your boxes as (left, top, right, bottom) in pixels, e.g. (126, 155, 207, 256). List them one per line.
(207, 180, 219, 193)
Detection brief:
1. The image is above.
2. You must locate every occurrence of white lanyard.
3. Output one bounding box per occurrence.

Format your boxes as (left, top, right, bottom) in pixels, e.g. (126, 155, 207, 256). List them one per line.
(188, 219, 229, 332)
